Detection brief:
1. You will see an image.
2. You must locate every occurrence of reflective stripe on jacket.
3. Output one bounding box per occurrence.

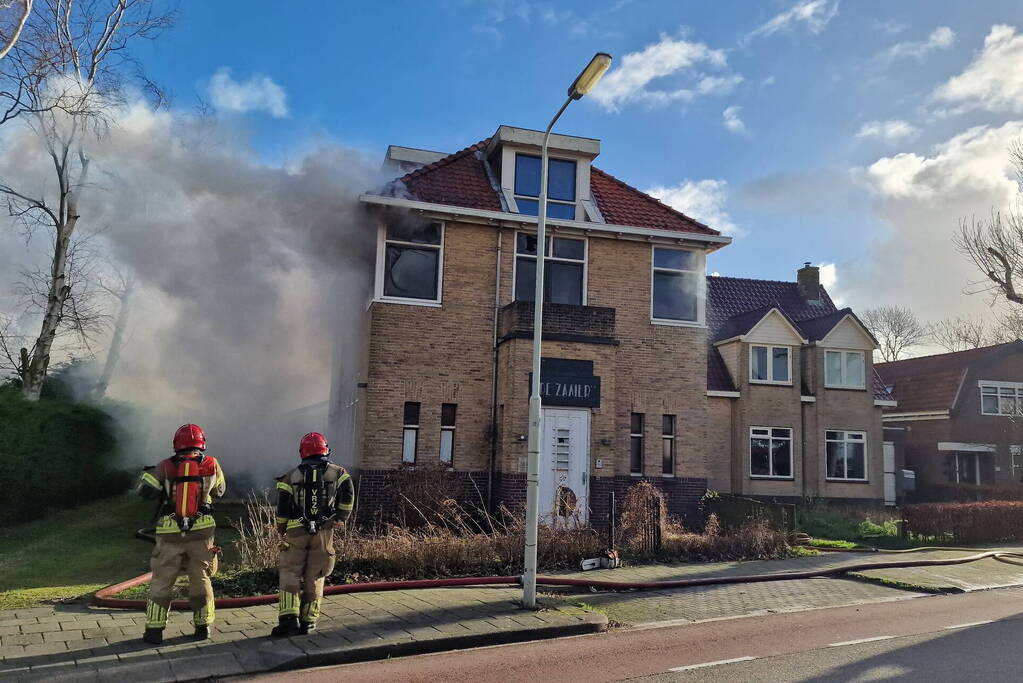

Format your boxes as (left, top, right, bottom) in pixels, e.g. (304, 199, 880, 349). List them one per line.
(274, 462, 354, 530)
(138, 456, 227, 534)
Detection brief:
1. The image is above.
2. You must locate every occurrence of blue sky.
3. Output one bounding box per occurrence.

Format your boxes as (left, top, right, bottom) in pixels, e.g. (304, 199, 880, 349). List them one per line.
(134, 0, 1023, 321)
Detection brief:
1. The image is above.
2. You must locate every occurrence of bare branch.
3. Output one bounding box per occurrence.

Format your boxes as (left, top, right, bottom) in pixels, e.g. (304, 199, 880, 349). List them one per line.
(862, 305, 927, 362)
(0, 0, 33, 60)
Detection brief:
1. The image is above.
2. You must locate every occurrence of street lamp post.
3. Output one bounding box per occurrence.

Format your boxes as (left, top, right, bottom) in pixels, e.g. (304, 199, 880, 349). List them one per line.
(522, 53, 611, 609)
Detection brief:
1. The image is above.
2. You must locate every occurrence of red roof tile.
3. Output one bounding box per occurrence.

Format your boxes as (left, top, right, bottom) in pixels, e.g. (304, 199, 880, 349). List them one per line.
(875, 342, 1023, 413)
(380, 138, 719, 236)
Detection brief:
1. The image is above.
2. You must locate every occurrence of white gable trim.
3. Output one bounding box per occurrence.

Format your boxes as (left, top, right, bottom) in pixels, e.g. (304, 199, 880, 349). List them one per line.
(745, 308, 809, 345)
(819, 314, 877, 350)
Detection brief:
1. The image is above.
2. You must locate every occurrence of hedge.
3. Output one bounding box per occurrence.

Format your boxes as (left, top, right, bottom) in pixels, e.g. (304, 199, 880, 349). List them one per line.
(0, 384, 132, 524)
(902, 501, 1023, 544)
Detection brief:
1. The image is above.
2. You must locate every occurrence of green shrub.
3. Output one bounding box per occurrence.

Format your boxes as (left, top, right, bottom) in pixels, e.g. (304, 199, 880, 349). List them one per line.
(0, 384, 132, 524)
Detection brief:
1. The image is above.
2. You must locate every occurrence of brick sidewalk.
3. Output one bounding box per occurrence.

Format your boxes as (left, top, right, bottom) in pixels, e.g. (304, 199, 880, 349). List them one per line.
(4, 546, 1022, 681)
(0, 587, 604, 682)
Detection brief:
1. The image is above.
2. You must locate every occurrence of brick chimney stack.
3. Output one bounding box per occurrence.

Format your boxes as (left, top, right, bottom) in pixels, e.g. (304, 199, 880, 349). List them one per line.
(798, 262, 820, 302)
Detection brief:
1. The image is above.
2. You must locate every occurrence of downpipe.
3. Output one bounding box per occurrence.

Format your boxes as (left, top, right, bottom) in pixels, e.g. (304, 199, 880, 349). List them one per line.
(93, 547, 1023, 611)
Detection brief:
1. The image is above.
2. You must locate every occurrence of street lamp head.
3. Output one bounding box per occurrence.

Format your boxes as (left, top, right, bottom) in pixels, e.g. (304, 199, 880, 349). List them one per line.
(567, 52, 612, 100)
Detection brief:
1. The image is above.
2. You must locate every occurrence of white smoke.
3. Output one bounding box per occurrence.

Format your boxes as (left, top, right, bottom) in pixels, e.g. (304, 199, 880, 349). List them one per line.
(0, 102, 380, 489)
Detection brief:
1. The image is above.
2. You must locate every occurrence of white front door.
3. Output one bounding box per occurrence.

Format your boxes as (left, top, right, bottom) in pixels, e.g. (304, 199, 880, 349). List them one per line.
(539, 408, 590, 524)
(883, 442, 896, 506)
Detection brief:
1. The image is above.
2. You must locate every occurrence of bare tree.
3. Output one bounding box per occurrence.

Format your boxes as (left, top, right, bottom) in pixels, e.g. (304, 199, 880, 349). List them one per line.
(0, 0, 173, 400)
(927, 315, 992, 353)
(956, 141, 1023, 307)
(862, 305, 927, 362)
(0, 0, 33, 61)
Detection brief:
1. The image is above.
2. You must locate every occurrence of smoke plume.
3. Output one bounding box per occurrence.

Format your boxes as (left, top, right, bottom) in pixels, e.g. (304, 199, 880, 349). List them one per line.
(0, 103, 379, 489)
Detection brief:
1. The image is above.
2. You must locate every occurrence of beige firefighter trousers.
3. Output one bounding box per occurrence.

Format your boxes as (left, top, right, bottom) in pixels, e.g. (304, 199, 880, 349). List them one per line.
(278, 526, 336, 620)
(147, 528, 219, 627)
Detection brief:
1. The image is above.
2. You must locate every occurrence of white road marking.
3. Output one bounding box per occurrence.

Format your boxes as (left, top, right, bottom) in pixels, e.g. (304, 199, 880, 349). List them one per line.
(944, 620, 993, 630)
(828, 636, 894, 647)
(669, 656, 756, 672)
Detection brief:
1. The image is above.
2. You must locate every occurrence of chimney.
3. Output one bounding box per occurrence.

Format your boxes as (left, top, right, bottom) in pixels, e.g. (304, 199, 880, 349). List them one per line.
(797, 262, 820, 302)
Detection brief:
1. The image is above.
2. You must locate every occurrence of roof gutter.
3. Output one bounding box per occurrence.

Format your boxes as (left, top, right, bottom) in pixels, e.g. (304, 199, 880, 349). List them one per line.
(359, 193, 733, 251)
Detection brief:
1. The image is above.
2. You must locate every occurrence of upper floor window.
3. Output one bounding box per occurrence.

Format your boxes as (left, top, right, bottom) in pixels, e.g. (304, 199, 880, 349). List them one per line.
(514, 153, 577, 219)
(826, 430, 866, 481)
(651, 247, 699, 323)
(514, 233, 586, 305)
(825, 350, 865, 389)
(750, 345, 791, 384)
(382, 221, 442, 302)
(980, 382, 1023, 416)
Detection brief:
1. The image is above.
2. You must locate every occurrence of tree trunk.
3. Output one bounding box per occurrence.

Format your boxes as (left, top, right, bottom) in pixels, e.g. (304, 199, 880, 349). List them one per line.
(92, 282, 132, 401)
(21, 217, 76, 400)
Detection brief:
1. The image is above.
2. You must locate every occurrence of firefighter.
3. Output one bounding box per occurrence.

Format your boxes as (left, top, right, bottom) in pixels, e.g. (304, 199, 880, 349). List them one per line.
(136, 423, 226, 645)
(270, 432, 355, 637)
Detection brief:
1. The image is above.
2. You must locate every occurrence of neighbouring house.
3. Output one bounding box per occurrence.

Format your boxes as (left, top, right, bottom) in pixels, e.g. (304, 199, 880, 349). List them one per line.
(331, 126, 894, 525)
(876, 341, 1023, 500)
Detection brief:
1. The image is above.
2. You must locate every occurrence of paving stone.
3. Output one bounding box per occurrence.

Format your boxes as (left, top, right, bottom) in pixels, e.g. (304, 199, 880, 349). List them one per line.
(3, 633, 43, 646)
(19, 641, 70, 656)
(44, 629, 83, 642)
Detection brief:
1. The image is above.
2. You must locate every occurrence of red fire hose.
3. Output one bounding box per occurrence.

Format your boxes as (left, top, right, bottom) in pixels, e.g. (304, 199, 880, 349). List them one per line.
(92, 549, 1023, 610)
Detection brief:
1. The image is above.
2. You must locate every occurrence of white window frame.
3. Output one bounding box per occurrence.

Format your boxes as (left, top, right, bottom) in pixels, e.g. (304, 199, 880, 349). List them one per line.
(650, 245, 706, 327)
(511, 152, 579, 220)
(402, 402, 420, 464)
(749, 426, 793, 480)
(440, 403, 456, 466)
(749, 345, 792, 385)
(375, 221, 445, 307)
(1012, 445, 1023, 480)
(979, 381, 1023, 416)
(661, 414, 676, 477)
(512, 231, 588, 306)
(825, 430, 868, 482)
(824, 350, 866, 390)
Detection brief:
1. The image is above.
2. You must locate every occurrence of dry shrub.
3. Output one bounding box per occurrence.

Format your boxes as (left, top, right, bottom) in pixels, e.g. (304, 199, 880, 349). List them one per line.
(903, 501, 1023, 543)
(235, 492, 280, 570)
(382, 464, 482, 530)
(922, 483, 1023, 503)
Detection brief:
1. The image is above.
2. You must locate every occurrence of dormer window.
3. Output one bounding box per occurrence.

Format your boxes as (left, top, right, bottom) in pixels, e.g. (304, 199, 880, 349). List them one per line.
(514, 153, 577, 219)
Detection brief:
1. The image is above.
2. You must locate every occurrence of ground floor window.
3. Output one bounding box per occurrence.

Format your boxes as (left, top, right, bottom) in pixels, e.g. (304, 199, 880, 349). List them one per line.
(630, 413, 644, 474)
(750, 427, 792, 478)
(662, 415, 676, 475)
(402, 402, 420, 464)
(948, 451, 987, 485)
(1013, 445, 1023, 482)
(826, 430, 866, 481)
(440, 403, 456, 466)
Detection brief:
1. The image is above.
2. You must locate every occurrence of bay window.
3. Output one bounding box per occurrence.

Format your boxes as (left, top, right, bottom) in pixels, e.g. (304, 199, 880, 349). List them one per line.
(514, 232, 586, 305)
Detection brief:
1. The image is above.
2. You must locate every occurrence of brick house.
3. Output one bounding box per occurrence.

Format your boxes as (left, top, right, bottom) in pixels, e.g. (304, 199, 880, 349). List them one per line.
(332, 126, 894, 524)
(876, 341, 1023, 500)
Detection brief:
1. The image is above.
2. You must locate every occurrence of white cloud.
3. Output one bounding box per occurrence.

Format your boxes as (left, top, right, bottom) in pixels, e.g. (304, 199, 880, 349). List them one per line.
(855, 120, 919, 143)
(932, 24, 1023, 115)
(590, 34, 736, 112)
(645, 179, 741, 235)
(723, 106, 748, 135)
(848, 121, 1023, 321)
(745, 0, 839, 42)
(876, 26, 955, 64)
(207, 68, 288, 118)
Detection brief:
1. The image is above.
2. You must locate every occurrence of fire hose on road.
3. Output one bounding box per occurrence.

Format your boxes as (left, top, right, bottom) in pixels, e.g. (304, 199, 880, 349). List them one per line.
(92, 540, 1023, 610)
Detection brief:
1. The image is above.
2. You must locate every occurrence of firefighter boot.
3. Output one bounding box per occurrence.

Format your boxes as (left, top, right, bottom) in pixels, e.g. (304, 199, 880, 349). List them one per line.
(142, 627, 163, 645)
(193, 625, 210, 640)
(298, 621, 316, 636)
(270, 616, 301, 638)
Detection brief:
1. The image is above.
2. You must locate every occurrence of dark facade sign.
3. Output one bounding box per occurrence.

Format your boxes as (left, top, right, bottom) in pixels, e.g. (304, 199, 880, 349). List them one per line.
(528, 358, 601, 407)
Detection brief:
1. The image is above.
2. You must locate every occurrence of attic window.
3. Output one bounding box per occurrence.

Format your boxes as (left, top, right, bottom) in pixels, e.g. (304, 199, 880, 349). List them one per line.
(514, 153, 577, 219)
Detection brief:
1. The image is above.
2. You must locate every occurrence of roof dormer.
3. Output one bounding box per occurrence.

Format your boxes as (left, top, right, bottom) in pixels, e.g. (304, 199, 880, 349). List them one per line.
(484, 125, 604, 223)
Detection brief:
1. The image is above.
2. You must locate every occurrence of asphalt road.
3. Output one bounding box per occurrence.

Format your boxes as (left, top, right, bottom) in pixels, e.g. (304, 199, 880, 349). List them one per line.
(241, 587, 1023, 682)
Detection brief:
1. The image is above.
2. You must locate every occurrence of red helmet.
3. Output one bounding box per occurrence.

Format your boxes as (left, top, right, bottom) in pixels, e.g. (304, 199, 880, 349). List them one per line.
(173, 424, 206, 452)
(299, 432, 329, 458)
